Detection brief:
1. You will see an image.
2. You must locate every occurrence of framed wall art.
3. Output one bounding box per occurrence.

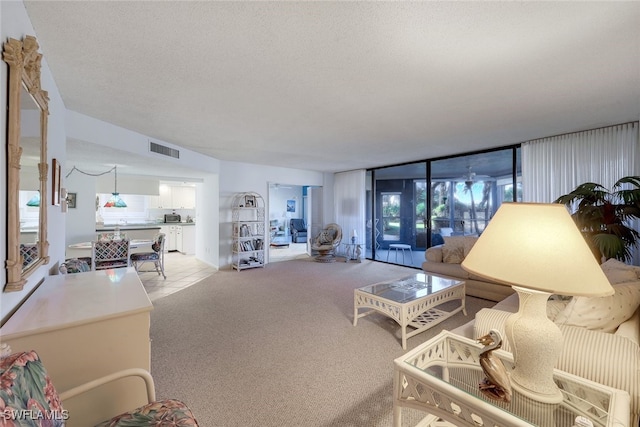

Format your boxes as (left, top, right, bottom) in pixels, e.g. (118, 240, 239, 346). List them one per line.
(67, 192, 77, 209)
(244, 195, 256, 207)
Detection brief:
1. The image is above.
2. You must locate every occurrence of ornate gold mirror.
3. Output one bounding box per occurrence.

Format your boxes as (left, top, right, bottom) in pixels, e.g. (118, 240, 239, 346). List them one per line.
(4, 35, 50, 292)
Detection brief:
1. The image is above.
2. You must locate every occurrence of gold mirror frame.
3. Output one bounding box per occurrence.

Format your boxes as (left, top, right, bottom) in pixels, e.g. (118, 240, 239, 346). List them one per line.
(4, 35, 50, 292)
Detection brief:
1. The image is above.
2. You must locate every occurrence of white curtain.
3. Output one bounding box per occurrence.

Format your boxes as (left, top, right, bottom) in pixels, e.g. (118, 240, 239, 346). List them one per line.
(334, 170, 366, 258)
(522, 122, 639, 203)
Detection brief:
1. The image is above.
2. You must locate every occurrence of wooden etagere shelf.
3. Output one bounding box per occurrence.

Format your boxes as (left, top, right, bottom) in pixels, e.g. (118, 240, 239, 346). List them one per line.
(231, 192, 266, 271)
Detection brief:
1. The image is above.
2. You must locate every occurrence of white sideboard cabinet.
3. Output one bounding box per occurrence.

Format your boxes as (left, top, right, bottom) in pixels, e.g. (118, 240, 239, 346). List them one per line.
(0, 268, 153, 426)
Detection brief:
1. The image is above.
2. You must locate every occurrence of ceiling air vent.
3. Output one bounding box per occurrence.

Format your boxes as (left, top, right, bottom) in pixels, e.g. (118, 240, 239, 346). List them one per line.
(149, 141, 180, 159)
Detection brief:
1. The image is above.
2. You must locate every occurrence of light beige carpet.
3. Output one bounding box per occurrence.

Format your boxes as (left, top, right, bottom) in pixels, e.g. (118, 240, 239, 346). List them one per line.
(150, 258, 495, 426)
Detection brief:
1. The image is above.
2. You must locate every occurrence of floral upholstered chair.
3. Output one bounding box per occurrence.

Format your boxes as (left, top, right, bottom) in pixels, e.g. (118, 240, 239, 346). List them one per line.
(59, 258, 91, 274)
(130, 233, 166, 278)
(0, 350, 199, 426)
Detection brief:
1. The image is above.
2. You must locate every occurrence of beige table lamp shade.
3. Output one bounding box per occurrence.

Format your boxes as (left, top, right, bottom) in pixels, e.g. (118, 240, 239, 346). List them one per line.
(461, 202, 613, 298)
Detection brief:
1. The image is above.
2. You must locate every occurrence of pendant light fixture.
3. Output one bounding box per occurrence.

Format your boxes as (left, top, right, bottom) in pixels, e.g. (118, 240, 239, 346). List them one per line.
(26, 192, 40, 206)
(65, 165, 127, 208)
(103, 166, 127, 208)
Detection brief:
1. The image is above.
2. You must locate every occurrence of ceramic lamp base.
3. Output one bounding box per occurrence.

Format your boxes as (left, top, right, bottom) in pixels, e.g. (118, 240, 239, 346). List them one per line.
(505, 286, 564, 404)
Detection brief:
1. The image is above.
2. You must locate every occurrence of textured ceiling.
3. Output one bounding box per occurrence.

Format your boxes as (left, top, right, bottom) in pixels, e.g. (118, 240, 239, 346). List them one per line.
(23, 1, 640, 176)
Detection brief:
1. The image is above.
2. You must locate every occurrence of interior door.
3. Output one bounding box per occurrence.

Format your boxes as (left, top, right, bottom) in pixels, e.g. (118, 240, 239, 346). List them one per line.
(306, 187, 323, 255)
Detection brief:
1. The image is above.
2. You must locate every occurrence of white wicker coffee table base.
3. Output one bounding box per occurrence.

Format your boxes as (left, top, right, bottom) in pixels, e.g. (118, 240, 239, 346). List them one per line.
(353, 276, 466, 349)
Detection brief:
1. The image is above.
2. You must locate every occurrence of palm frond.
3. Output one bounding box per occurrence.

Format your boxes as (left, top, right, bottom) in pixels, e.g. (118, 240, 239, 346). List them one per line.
(613, 175, 640, 189)
(556, 175, 640, 265)
(592, 233, 630, 262)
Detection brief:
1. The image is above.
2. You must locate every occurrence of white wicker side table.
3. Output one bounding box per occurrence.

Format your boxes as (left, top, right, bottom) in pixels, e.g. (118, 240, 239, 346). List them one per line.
(393, 331, 630, 427)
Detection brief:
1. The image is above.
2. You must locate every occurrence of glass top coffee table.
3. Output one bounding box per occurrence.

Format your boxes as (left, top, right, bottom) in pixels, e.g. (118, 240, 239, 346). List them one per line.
(353, 273, 465, 349)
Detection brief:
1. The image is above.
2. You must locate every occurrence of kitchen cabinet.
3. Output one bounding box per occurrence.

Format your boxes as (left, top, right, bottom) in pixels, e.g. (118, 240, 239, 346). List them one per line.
(151, 186, 195, 209)
(160, 225, 177, 251)
(180, 225, 196, 254)
(176, 225, 183, 252)
(172, 186, 195, 209)
(158, 185, 173, 208)
(160, 224, 194, 254)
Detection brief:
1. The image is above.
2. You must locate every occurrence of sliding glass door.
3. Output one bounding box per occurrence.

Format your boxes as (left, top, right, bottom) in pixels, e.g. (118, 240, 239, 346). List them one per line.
(370, 162, 427, 266)
(367, 146, 521, 266)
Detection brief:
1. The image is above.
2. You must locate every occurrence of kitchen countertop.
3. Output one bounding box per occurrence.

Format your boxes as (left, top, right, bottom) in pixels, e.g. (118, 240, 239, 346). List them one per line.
(96, 225, 162, 231)
(96, 223, 195, 231)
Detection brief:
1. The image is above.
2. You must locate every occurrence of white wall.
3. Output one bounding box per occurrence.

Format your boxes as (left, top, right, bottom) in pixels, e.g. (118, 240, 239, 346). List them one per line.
(218, 161, 327, 268)
(65, 173, 99, 245)
(1, 1, 68, 323)
(66, 111, 219, 179)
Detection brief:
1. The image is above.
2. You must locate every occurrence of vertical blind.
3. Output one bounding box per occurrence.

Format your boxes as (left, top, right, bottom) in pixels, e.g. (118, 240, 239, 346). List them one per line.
(334, 170, 366, 257)
(522, 122, 639, 203)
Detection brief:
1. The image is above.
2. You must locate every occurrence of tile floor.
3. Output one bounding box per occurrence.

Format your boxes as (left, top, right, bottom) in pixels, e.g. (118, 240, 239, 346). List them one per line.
(138, 251, 217, 301)
(141, 246, 310, 302)
(140, 244, 425, 302)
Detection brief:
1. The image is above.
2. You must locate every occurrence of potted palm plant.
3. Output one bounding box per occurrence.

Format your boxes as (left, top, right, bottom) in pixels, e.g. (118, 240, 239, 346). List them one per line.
(555, 176, 640, 263)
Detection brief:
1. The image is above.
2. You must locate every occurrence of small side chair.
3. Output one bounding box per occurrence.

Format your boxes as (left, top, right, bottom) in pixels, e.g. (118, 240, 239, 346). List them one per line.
(310, 223, 343, 263)
(290, 218, 308, 243)
(130, 233, 166, 278)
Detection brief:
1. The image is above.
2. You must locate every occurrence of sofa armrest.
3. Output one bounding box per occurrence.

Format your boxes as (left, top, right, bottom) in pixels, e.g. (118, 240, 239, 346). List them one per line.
(616, 306, 640, 346)
(474, 308, 640, 420)
(425, 245, 443, 263)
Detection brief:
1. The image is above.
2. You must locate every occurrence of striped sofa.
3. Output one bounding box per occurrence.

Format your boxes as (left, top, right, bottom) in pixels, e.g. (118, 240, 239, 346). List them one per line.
(452, 259, 640, 425)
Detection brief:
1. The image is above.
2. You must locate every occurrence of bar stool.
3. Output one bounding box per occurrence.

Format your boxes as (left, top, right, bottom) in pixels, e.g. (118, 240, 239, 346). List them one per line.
(387, 243, 413, 265)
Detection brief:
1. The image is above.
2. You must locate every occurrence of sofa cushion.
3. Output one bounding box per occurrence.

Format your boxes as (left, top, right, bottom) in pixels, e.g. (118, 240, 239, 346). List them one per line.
(422, 261, 470, 279)
(554, 280, 640, 333)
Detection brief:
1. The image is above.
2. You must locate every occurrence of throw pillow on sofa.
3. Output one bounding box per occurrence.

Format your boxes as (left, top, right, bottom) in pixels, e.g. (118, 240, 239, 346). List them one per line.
(463, 236, 478, 257)
(600, 258, 640, 283)
(441, 236, 479, 264)
(442, 236, 465, 263)
(554, 280, 640, 333)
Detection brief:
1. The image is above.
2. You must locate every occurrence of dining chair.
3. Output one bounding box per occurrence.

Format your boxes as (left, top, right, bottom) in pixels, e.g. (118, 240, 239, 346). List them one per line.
(91, 239, 131, 271)
(97, 231, 128, 241)
(19, 243, 39, 267)
(130, 233, 166, 278)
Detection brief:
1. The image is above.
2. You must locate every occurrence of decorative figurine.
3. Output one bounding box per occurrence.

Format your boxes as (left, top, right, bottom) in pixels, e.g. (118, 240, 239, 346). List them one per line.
(477, 329, 512, 403)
